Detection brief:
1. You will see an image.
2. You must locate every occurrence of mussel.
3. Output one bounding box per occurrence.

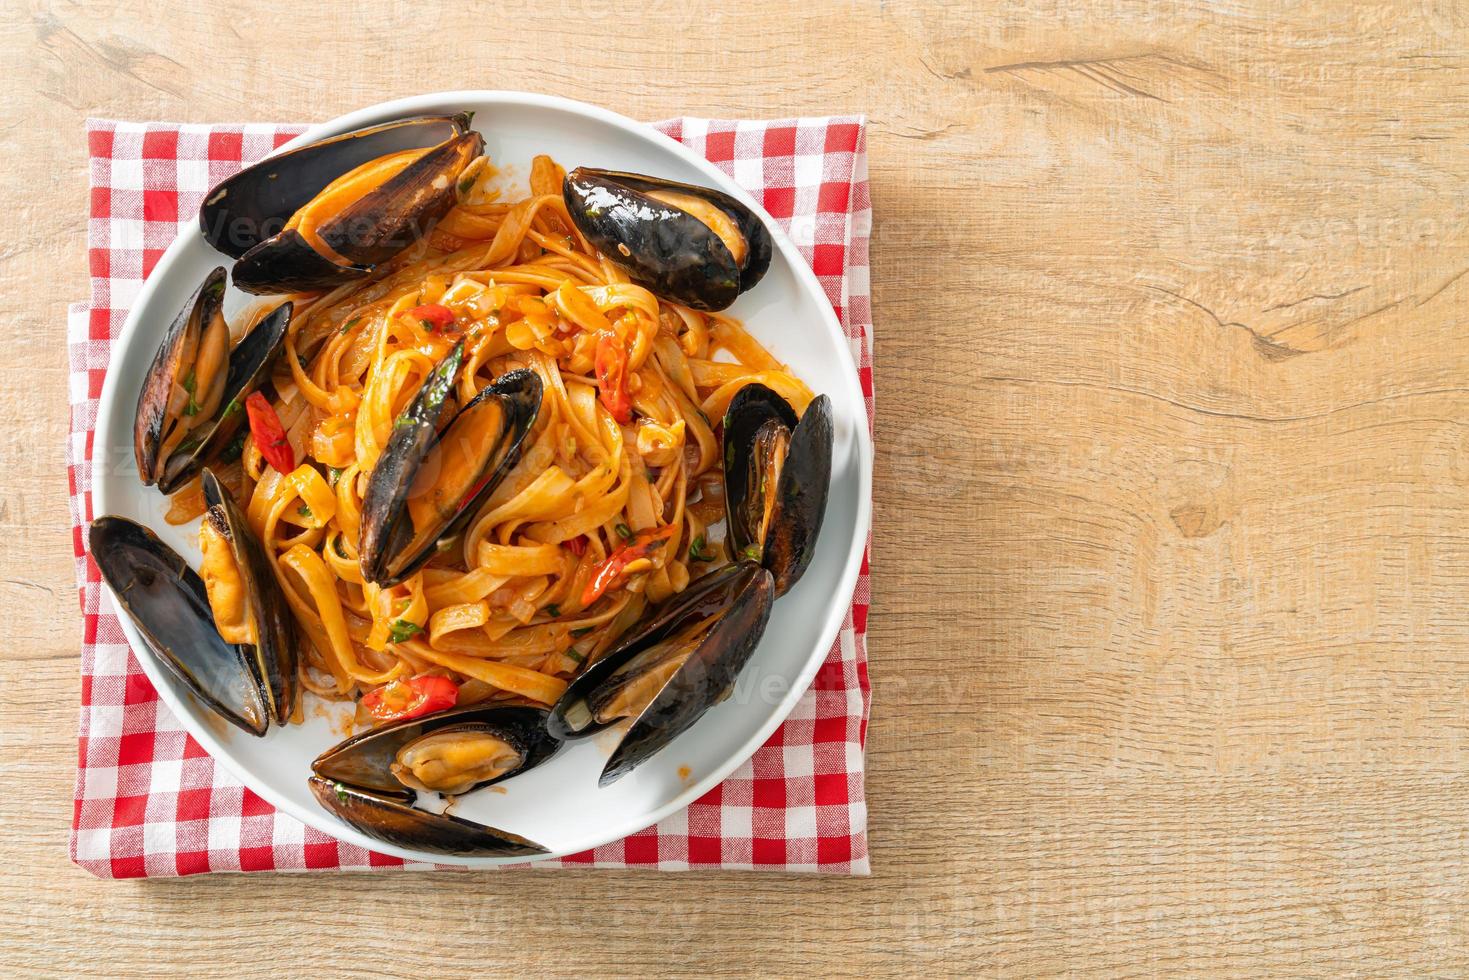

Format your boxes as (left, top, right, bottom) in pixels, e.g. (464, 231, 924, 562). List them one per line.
(359, 342, 542, 586)
(547, 562, 775, 786)
(197, 468, 298, 725)
(88, 471, 297, 735)
(309, 705, 555, 856)
(723, 385, 833, 597)
(134, 267, 291, 494)
(200, 114, 483, 295)
(562, 168, 772, 311)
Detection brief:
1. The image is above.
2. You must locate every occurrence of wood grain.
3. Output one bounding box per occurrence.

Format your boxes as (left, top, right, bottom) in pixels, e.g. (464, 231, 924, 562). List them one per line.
(4, 0, 1469, 974)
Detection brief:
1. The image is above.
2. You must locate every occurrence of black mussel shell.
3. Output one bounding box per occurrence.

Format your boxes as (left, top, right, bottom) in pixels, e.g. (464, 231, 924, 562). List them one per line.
(200, 469, 298, 725)
(201, 114, 483, 295)
(562, 168, 773, 312)
(134, 267, 225, 488)
(723, 386, 833, 597)
(547, 561, 775, 786)
(160, 301, 292, 495)
(359, 346, 542, 586)
(312, 705, 557, 796)
(88, 516, 267, 736)
(134, 266, 292, 494)
(308, 776, 549, 857)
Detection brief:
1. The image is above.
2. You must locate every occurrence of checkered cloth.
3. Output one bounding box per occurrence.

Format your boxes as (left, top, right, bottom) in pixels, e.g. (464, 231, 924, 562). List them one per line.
(68, 114, 874, 876)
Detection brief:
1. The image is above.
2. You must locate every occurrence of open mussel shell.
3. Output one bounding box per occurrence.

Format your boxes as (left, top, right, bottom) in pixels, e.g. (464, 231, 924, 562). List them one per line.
(312, 705, 557, 797)
(200, 469, 298, 725)
(723, 385, 833, 597)
(308, 776, 549, 857)
(200, 114, 483, 295)
(562, 168, 773, 312)
(133, 267, 291, 494)
(547, 561, 775, 786)
(87, 516, 268, 736)
(359, 343, 543, 586)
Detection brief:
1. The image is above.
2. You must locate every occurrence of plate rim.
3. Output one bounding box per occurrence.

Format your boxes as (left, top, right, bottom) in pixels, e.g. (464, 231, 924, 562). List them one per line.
(91, 89, 873, 866)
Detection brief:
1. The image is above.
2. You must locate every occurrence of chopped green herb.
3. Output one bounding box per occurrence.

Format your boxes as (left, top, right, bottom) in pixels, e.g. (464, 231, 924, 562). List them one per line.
(458, 175, 476, 194)
(645, 466, 656, 482)
(388, 620, 423, 644)
(297, 503, 313, 520)
(742, 544, 763, 561)
(566, 647, 587, 664)
(220, 430, 247, 463)
(570, 626, 594, 638)
(328, 466, 343, 486)
(334, 782, 349, 803)
(615, 522, 632, 540)
(340, 316, 361, 335)
(181, 370, 200, 416)
(297, 353, 309, 369)
(221, 397, 242, 420)
(688, 535, 712, 562)
(334, 536, 348, 559)
(545, 604, 561, 618)
(421, 318, 436, 333)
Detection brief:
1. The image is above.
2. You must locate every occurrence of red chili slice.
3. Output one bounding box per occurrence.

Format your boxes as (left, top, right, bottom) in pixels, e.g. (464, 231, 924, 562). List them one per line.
(594, 331, 633, 424)
(244, 391, 295, 475)
(580, 525, 675, 607)
(361, 674, 459, 723)
(565, 534, 587, 557)
(406, 303, 457, 331)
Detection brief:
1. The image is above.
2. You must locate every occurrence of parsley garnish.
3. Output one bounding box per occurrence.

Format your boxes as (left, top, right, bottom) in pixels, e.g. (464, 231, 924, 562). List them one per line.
(297, 503, 313, 520)
(328, 466, 343, 486)
(570, 626, 594, 638)
(458, 175, 476, 194)
(421, 318, 436, 333)
(297, 353, 309, 370)
(340, 317, 360, 335)
(566, 647, 586, 664)
(334, 782, 349, 803)
(181, 370, 200, 416)
(688, 535, 712, 562)
(388, 620, 422, 644)
(615, 522, 632, 540)
(220, 430, 247, 463)
(545, 604, 561, 618)
(221, 397, 242, 420)
(742, 544, 763, 561)
(334, 536, 348, 559)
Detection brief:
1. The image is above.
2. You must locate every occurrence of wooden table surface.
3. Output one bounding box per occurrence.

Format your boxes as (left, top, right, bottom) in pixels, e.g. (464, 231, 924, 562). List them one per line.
(6, 0, 1469, 974)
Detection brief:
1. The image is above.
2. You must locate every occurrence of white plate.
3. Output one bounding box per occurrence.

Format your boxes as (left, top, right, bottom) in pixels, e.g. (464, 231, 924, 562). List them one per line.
(93, 91, 873, 865)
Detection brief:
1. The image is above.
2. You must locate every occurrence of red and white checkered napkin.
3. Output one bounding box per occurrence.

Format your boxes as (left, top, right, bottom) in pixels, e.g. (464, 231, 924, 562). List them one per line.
(69, 115, 873, 877)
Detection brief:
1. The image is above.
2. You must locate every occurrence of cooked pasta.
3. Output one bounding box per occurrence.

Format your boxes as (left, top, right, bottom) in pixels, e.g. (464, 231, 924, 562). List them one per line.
(167, 152, 814, 724)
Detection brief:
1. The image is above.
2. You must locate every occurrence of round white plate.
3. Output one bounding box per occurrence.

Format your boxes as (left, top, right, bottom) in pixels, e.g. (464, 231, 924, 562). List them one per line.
(93, 91, 873, 865)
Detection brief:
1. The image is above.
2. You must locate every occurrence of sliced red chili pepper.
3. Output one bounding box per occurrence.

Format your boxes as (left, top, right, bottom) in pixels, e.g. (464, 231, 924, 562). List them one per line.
(244, 391, 295, 475)
(406, 303, 457, 332)
(580, 525, 675, 607)
(565, 534, 587, 557)
(361, 674, 459, 723)
(594, 330, 633, 424)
